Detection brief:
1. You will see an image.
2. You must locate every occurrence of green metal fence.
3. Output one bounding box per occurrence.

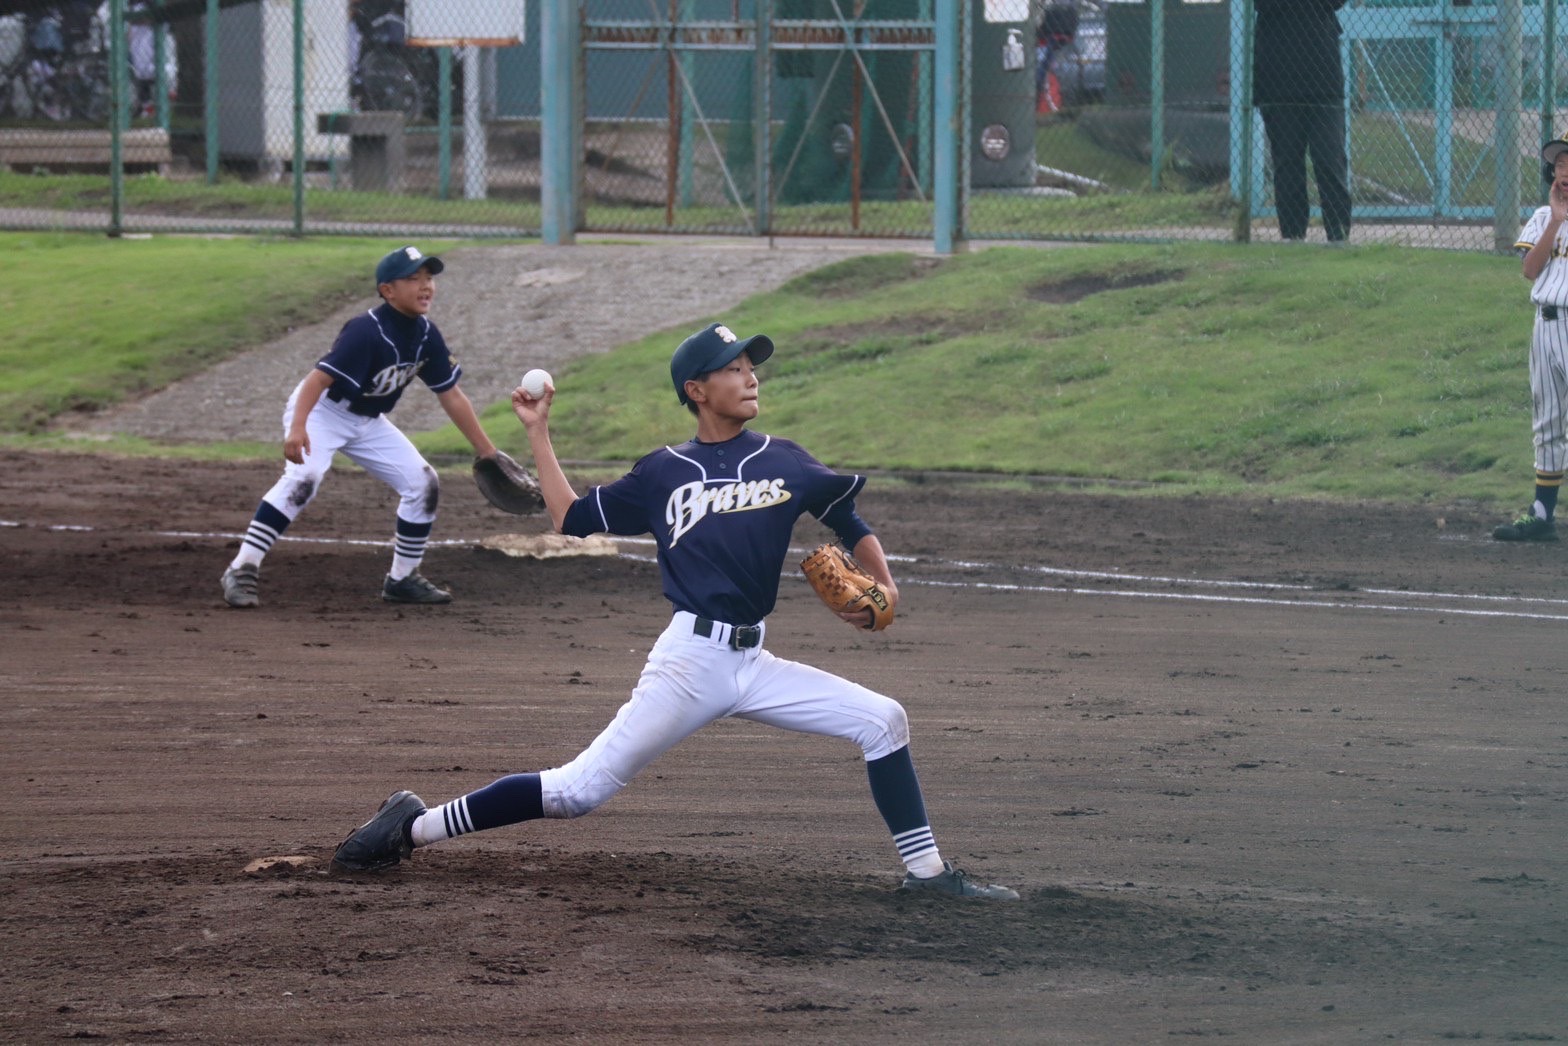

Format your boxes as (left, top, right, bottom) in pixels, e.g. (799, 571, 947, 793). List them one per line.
(0, 0, 1559, 251)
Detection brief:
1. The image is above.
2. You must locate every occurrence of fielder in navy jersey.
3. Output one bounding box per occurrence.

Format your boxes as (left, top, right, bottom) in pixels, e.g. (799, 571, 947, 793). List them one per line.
(220, 245, 507, 607)
(1496, 136, 1568, 542)
(333, 321, 1020, 900)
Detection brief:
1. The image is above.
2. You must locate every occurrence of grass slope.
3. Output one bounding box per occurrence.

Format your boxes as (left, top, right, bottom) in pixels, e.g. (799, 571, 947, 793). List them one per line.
(2, 233, 1535, 507)
(447, 243, 1531, 505)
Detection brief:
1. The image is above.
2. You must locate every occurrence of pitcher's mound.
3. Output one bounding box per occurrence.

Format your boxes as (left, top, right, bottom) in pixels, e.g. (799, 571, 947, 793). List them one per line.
(479, 533, 620, 559)
(243, 854, 321, 875)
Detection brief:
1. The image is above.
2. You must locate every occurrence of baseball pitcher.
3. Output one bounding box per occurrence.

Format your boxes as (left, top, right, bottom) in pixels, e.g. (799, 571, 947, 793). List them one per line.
(333, 322, 1019, 900)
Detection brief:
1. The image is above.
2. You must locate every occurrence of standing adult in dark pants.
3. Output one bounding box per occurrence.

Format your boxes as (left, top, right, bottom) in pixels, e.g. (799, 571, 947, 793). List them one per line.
(1254, 0, 1352, 242)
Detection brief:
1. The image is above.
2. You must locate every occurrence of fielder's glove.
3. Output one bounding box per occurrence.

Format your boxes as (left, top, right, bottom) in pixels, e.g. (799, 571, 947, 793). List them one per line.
(801, 543, 894, 631)
(472, 450, 545, 514)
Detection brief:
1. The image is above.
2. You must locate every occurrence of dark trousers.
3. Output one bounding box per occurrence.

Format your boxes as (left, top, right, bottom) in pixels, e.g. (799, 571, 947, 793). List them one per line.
(1259, 101, 1352, 241)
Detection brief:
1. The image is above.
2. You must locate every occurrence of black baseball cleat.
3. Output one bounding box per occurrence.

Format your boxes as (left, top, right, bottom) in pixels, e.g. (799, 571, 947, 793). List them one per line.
(900, 861, 1020, 901)
(382, 573, 452, 604)
(1491, 512, 1558, 542)
(332, 790, 426, 872)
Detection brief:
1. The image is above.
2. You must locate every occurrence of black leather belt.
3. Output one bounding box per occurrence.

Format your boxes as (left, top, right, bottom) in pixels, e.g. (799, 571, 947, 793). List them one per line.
(694, 617, 762, 649)
(326, 387, 383, 417)
(1544, 305, 1561, 321)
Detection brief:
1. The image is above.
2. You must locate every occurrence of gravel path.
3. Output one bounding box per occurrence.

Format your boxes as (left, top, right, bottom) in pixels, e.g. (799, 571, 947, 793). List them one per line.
(71, 236, 922, 443)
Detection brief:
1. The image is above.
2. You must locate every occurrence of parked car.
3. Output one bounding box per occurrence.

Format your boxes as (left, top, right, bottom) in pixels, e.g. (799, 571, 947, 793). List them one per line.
(1052, 0, 1105, 107)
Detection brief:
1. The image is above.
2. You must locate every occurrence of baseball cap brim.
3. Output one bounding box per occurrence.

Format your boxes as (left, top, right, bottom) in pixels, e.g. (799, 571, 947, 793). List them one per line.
(697, 334, 774, 377)
(376, 248, 444, 286)
(1543, 139, 1568, 167)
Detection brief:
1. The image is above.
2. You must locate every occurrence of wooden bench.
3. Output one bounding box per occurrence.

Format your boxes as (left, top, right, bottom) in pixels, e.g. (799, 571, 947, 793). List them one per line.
(0, 127, 174, 174)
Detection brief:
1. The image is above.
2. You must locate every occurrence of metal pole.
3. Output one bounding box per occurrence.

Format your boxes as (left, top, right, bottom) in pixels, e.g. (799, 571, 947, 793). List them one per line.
(292, 0, 305, 236)
(110, 0, 125, 236)
(1544, 0, 1558, 206)
(678, 0, 695, 207)
(1233, 0, 1253, 243)
(154, 0, 170, 127)
(851, 58, 862, 230)
(1150, 0, 1165, 191)
(541, 0, 576, 243)
(1497, 0, 1523, 250)
(933, 0, 957, 253)
(753, 0, 771, 234)
(463, 45, 485, 199)
(437, 47, 452, 199)
(665, 0, 678, 226)
(205, 0, 218, 184)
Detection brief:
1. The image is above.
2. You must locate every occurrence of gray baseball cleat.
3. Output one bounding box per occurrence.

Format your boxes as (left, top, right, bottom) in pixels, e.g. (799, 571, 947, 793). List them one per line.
(900, 860, 1020, 901)
(381, 572, 452, 604)
(220, 563, 260, 608)
(332, 789, 426, 872)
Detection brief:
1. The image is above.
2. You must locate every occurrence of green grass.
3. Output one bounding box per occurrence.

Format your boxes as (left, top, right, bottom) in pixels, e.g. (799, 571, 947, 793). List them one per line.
(0, 233, 1540, 509)
(0, 232, 467, 430)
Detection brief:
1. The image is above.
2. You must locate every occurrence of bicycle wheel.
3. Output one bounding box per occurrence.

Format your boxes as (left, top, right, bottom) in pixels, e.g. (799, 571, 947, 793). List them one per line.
(357, 49, 422, 121)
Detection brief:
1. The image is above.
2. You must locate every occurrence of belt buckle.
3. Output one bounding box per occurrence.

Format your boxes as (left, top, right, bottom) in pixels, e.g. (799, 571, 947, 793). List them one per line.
(731, 625, 762, 650)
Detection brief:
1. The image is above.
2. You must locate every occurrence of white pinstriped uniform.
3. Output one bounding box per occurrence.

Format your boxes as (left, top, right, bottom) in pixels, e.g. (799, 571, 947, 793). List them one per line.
(1517, 206, 1568, 472)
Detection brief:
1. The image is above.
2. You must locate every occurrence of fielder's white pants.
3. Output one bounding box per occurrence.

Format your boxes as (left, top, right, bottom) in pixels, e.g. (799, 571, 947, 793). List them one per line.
(261, 380, 440, 525)
(1531, 312, 1568, 474)
(539, 611, 911, 818)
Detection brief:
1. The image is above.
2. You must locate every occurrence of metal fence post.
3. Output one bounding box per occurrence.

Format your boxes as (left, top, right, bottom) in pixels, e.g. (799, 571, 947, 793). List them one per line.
(292, 0, 304, 236)
(205, 0, 218, 185)
(754, 0, 771, 235)
(439, 47, 453, 200)
(110, 0, 125, 237)
(1543, 0, 1558, 206)
(1496, 0, 1522, 251)
(1150, 0, 1165, 192)
(1232, 0, 1253, 243)
(933, 0, 958, 254)
(542, 0, 578, 244)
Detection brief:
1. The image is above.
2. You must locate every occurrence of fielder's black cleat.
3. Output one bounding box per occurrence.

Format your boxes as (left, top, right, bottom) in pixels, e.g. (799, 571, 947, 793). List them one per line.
(333, 790, 426, 871)
(1492, 512, 1558, 542)
(900, 860, 1020, 901)
(382, 573, 452, 604)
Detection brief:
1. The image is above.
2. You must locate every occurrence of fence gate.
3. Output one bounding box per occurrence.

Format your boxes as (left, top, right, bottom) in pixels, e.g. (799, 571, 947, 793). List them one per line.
(577, 0, 938, 238)
(1306, 1, 1562, 225)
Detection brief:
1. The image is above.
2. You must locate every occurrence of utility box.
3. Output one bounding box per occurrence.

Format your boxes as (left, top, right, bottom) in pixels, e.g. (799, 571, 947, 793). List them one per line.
(215, 0, 351, 164)
(972, 0, 1037, 188)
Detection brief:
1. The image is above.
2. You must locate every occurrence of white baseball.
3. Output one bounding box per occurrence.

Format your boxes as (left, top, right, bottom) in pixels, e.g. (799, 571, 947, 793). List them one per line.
(519, 368, 552, 399)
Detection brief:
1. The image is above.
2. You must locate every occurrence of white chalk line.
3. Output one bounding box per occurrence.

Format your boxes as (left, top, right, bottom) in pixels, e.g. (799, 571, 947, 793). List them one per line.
(7, 520, 1565, 623)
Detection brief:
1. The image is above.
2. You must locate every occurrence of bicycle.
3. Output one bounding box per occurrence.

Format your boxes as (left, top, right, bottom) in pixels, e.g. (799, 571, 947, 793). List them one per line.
(0, 8, 109, 124)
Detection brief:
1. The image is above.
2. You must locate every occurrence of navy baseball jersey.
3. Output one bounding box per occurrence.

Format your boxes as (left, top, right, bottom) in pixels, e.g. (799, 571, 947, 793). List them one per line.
(562, 429, 873, 624)
(316, 303, 461, 417)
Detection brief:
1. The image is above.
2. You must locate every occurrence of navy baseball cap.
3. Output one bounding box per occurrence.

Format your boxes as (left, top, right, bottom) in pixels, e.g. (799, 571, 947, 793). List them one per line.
(670, 323, 774, 405)
(375, 245, 444, 286)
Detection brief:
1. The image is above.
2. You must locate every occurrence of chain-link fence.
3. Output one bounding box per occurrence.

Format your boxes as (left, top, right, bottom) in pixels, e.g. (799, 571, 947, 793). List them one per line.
(0, 0, 1559, 250)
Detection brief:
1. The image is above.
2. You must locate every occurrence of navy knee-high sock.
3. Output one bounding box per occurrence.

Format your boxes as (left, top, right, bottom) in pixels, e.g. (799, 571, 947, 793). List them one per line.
(867, 746, 940, 872)
(412, 773, 543, 845)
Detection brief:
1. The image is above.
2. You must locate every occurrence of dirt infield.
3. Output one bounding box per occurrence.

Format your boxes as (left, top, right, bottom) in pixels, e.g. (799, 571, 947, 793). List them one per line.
(3, 449, 1566, 1044)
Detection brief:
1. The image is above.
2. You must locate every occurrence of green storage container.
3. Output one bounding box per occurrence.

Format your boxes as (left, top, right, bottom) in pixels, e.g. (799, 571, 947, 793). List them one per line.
(971, 1, 1038, 187)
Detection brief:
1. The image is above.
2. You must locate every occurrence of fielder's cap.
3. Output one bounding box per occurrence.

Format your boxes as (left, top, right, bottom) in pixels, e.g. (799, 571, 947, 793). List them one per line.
(670, 323, 774, 405)
(1544, 135, 1568, 167)
(375, 245, 444, 286)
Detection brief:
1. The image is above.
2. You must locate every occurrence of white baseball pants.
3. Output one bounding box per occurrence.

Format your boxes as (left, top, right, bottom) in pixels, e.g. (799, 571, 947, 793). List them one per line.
(539, 611, 911, 818)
